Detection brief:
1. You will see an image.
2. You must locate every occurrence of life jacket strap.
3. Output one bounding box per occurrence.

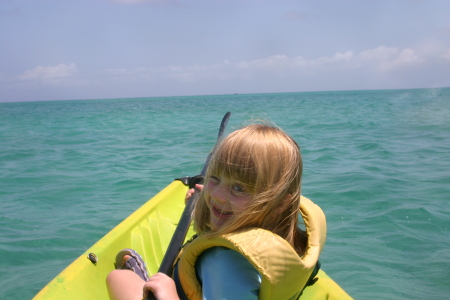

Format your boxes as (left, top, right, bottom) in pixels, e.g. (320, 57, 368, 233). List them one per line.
(173, 263, 190, 300)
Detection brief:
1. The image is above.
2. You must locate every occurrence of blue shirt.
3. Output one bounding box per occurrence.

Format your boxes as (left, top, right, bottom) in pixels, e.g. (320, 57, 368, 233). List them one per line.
(196, 247, 262, 300)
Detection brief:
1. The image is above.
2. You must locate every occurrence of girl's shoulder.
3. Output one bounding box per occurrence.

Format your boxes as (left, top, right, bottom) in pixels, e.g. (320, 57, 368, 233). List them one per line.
(197, 246, 260, 276)
(196, 247, 261, 299)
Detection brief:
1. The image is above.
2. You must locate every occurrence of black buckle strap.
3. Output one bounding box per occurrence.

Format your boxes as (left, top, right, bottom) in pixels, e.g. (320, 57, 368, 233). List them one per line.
(175, 175, 204, 189)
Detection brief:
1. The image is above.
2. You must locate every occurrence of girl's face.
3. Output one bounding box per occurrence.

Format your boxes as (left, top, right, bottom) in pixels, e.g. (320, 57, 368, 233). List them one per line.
(204, 173, 253, 230)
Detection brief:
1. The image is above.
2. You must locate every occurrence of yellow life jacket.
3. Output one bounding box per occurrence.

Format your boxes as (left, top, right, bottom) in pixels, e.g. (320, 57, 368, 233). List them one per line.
(175, 196, 327, 300)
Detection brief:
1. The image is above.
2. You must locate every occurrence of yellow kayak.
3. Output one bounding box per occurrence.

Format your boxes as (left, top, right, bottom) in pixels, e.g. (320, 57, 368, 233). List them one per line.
(33, 179, 352, 299)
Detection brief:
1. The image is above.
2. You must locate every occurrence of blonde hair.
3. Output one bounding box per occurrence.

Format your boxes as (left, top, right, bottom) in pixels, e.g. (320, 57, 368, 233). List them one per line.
(193, 123, 304, 253)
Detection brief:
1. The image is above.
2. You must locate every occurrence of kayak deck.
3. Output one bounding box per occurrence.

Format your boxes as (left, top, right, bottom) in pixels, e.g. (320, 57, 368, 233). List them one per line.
(33, 180, 352, 299)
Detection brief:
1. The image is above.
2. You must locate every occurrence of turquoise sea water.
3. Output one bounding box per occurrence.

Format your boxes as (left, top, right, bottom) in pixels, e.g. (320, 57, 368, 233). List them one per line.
(1, 88, 449, 299)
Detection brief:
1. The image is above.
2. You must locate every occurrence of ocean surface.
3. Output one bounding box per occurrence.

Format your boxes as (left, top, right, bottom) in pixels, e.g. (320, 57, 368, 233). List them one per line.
(1, 88, 449, 299)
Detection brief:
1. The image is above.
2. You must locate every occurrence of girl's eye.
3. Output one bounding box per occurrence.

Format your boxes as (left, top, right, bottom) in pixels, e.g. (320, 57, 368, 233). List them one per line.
(232, 184, 245, 193)
(209, 176, 220, 183)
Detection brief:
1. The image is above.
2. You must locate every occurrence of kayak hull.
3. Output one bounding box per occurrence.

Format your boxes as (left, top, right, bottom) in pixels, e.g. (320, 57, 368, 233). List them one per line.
(33, 180, 352, 299)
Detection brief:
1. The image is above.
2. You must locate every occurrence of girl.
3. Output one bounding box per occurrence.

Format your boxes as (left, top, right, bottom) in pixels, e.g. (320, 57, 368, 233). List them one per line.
(107, 124, 326, 300)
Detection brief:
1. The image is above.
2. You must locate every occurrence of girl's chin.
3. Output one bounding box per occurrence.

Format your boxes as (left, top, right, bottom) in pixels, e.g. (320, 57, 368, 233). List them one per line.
(210, 219, 224, 230)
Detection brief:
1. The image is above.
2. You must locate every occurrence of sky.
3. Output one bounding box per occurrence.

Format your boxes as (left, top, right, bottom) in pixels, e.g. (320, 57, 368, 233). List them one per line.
(1, 0, 450, 102)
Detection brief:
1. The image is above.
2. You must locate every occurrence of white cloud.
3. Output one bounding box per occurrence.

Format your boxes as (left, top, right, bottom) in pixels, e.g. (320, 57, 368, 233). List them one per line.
(359, 46, 399, 62)
(97, 46, 426, 85)
(379, 48, 421, 70)
(96, 46, 426, 82)
(101, 64, 208, 83)
(315, 51, 354, 64)
(391, 48, 421, 65)
(86, 45, 441, 98)
(236, 55, 290, 70)
(18, 63, 78, 80)
(234, 51, 354, 72)
(358, 46, 422, 71)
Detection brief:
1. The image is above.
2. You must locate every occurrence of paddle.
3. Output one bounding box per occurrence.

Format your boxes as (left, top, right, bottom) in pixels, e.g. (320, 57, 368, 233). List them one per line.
(147, 112, 231, 300)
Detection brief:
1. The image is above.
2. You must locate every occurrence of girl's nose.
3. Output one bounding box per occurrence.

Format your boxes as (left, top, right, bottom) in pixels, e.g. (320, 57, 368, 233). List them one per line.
(210, 184, 228, 203)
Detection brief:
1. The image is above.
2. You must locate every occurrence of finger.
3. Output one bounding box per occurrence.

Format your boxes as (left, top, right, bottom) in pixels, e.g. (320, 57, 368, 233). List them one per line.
(143, 280, 155, 298)
(185, 189, 193, 204)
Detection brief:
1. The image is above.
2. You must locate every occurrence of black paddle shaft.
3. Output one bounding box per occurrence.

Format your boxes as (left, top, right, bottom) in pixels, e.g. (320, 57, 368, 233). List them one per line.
(147, 112, 231, 300)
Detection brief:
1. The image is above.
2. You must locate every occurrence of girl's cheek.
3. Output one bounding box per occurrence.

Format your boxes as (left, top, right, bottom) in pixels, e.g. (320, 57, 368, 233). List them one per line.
(204, 182, 213, 196)
(231, 196, 252, 211)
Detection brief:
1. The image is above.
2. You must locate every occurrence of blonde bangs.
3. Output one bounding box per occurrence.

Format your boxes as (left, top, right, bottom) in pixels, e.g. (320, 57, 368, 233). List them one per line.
(206, 130, 259, 192)
(206, 125, 301, 192)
